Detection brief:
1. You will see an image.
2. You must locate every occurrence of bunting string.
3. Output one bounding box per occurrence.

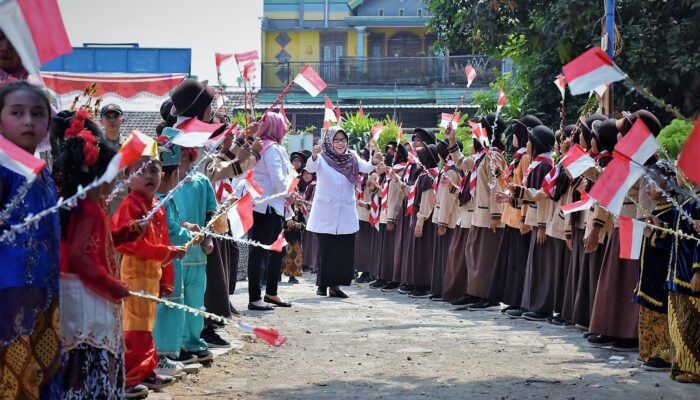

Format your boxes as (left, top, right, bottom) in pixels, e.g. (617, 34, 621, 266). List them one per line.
(207, 232, 282, 251)
(106, 162, 148, 204)
(0, 179, 34, 223)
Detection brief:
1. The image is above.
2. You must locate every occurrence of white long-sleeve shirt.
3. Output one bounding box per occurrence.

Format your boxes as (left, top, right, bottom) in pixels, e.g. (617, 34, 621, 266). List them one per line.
(252, 143, 290, 216)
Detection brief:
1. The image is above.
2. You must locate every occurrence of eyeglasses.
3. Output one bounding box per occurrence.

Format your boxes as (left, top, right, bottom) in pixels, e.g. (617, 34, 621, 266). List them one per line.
(333, 138, 348, 143)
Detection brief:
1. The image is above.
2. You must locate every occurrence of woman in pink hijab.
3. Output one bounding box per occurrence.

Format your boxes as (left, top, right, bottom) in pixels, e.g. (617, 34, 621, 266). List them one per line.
(247, 112, 293, 311)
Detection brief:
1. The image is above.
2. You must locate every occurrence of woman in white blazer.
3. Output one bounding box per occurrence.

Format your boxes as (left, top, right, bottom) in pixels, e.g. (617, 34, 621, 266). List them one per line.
(306, 126, 384, 298)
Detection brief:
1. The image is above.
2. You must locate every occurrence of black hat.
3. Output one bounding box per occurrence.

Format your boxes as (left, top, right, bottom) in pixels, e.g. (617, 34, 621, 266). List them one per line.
(290, 151, 307, 163)
(413, 128, 436, 145)
(393, 141, 408, 165)
(630, 110, 661, 137)
(528, 125, 555, 154)
(436, 139, 449, 161)
(170, 79, 215, 117)
(480, 113, 506, 142)
(592, 119, 619, 152)
(302, 149, 312, 159)
(418, 144, 439, 169)
(100, 103, 122, 117)
(385, 140, 398, 152)
(513, 114, 542, 148)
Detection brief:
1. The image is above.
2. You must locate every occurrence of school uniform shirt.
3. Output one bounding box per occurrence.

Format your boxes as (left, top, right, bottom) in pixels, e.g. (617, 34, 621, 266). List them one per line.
(356, 176, 373, 222)
(305, 152, 376, 235)
(205, 137, 260, 182)
(472, 151, 507, 229)
(385, 168, 407, 225)
(502, 153, 530, 229)
(432, 167, 461, 229)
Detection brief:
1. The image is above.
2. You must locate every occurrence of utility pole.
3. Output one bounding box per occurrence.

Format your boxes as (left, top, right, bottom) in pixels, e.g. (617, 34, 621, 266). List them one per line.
(602, 0, 615, 115)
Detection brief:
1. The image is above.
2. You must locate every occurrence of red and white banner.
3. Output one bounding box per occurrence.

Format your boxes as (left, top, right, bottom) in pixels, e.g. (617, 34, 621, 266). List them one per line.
(293, 64, 327, 97)
(234, 50, 259, 65)
(562, 144, 597, 178)
(99, 131, 148, 183)
(619, 216, 645, 259)
(229, 193, 254, 238)
(588, 157, 645, 215)
(0, 0, 72, 75)
(561, 191, 595, 215)
(323, 96, 337, 129)
(0, 135, 46, 181)
(496, 89, 507, 114)
(464, 65, 477, 88)
(562, 46, 626, 96)
(440, 113, 459, 130)
(678, 116, 700, 186)
(41, 72, 187, 112)
(171, 117, 226, 147)
(614, 119, 659, 165)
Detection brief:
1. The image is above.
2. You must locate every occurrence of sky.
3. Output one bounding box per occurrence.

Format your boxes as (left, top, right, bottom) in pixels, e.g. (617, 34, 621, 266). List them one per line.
(57, 0, 264, 86)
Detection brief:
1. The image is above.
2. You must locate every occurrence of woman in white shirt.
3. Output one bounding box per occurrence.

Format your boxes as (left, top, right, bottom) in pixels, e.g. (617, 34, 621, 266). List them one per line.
(306, 126, 384, 298)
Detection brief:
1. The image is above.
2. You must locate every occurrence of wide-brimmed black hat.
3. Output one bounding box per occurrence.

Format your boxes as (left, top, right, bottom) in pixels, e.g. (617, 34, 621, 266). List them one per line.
(290, 151, 307, 164)
(592, 119, 619, 152)
(413, 128, 436, 145)
(170, 79, 215, 117)
(528, 125, 555, 153)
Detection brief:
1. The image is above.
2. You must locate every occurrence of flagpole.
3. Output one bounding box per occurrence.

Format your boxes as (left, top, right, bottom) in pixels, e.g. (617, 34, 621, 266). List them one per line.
(260, 81, 296, 119)
(622, 78, 690, 122)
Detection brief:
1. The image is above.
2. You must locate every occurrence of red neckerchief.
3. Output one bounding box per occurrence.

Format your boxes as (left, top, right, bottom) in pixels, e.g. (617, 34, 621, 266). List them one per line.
(505, 147, 527, 182)
(522, 152, 554, 187)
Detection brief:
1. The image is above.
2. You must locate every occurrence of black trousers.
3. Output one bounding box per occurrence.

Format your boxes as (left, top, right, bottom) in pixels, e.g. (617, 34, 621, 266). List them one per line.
(247, 210, 283, 302)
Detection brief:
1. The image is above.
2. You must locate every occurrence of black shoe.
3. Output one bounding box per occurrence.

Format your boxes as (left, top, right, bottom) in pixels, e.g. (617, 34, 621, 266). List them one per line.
(193, 349, 213, 363)
(229, 303, 240, 316)
(264, 295, 292, 307)
(501, 305, 519, 313)
(142, 372, 176, 390)
(450, 295, 477, 306)
(369, 279, 387, 289)
(505, 308, 526, 319)
(522, 311, 548, 321)
(429, 294, 442, 301)
(582, 332, 593, 339)
(125, 384, 149, 399)
(640, 357, 672, 371)
(316, 287, 328, 296)
(169, 352, 197, 365)
(587, 334, 616, 347)
(550, 316, 568, 326)
(201, 328, 231, 349)
(468, 300, 501, 311)
(611, 338, 639, 352)
(329, 287, 348, 298)
(398, 285, 414, 295)
(381, 282, 400, 292)
(289, 276, 299, 284)
(408, 289, 430, 298)
(356, 273, 373, 283)
(248, 302, 274, 311)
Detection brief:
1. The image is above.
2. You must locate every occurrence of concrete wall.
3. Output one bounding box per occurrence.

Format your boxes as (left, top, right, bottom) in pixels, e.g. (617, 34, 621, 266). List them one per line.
(356, 0, 427, 17)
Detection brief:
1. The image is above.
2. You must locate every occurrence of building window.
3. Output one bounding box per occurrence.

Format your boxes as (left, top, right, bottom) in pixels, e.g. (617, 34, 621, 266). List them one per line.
(378, 9, 384, 16)
(417, 9, 423, 17)
(399, 9, 405, 17)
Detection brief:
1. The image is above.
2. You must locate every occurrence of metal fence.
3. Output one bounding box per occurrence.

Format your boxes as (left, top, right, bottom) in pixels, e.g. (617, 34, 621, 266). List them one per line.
(261, 55, 503, 90)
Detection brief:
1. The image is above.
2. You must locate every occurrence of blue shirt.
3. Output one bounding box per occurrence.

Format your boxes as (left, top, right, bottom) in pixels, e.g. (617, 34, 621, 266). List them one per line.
(173, 172, 217, 265)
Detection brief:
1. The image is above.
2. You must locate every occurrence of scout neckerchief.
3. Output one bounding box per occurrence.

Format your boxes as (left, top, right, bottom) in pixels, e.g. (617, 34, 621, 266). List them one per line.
(505, 147, 528, 182)
(522, 151, 554, 187)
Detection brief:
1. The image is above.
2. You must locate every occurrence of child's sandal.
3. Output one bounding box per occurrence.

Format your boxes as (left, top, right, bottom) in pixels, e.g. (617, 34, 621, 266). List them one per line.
(674, 373, 700, 384)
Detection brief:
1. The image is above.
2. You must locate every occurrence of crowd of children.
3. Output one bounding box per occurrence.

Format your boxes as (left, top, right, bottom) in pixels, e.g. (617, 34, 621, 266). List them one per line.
(0, 72, 699, 400)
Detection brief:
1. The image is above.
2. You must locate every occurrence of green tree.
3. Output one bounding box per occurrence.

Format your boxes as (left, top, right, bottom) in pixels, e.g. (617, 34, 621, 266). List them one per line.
(427, 0, 700, 124)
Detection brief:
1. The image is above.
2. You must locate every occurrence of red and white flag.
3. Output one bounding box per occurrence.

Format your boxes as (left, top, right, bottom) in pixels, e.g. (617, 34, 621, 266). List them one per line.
(614, 119, 659, 165)
(358, 101, 364, 117)
(228, 193, 254, 238)
(397, 123, 404, 143)
(242, 61, 256, 82)
(554, 75, 567, 99)
(562, 144, 597, 178)
(369, 193, 380, 230)
(369, 124, 383, 149)
(465, 65, 477, 88)
(588, 157, 645, 215)
(0, 0, 72, 75)
(205, 123, 237, 151)
(215, 53, 233, 76)
(287, 176, 301, 194)
(619, 216, 645, 260)
(323, 96, 337, 129)
(335, 103, 342, 123)
(234, 50, 259, 65)
(562, 46, 626, 96)
(293, 64, 327, 97)
(279, 104, 289, 125)
(496, 89, 507, 114)
(171, 117, 226, 147)
(440, 113, 459, 130)
(99, 131, 148, 183)
(240, 170, 264, 199)
(213, 92, 227, 113)
(0, 135, 46, 181)
(468, 121, 489, 147)
(561, 191, 595, 215)
(678, 116, 700, 186)
(269, 229, 287, 252)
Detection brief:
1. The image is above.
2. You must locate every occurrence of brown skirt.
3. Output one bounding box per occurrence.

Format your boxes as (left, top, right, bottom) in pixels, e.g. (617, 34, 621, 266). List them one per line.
(378, 224, 396, 281)
(487, 226, 531, 306)
(669, 292, 700, 377)
(368, 224, 383, 277)
(572, 236, 607, 328)
(399, 213, 415, 284)
(302, 231, 318, 271)
(392, 200, 409, 283)
(442, 227, 470, 302)
(466, 226, 504, 299)
(552, 238, 572, 315)
(355, 221, 375, 273)
(589, 228, 640, 339)
(562, 228, 585, 322)
(431, 227, 454, 296)
(282, 240, 303, 277)
(407, 218, 436, 286)
(639, 305, 671, 363)
(521, 227, 562, 314)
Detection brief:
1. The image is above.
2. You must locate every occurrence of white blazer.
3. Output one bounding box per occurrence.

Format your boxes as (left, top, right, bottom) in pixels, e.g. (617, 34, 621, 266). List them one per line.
(252, 143, 290, 216)
(305, 152, 375, 235)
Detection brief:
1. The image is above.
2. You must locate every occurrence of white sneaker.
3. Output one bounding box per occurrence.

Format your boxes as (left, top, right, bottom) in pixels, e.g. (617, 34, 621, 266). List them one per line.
(154, 356, 183, 376)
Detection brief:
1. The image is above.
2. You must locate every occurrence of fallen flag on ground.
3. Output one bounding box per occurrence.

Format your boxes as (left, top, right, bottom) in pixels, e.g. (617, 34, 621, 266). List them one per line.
(561, 191, 595, 215)
(293, 64, 327, 97)
(562, 46, 626, 96)
(465, 65, 477, 88)
(99, 131, 148, 183)
(0, 135, 45, 181)
(614, 119, 659, 165)
(229, 193, 254, 238)
(678, 116, 700, 185)
(619, 216, 645, 260)
(562, 144, 597, 178)
(0, 0, 72, 75)
(171, 117, 226, 147)
(588, 157, 645, 215)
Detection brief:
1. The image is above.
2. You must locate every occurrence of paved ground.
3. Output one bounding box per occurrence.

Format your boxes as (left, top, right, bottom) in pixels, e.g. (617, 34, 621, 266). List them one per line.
(162, 274, 699, 399)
